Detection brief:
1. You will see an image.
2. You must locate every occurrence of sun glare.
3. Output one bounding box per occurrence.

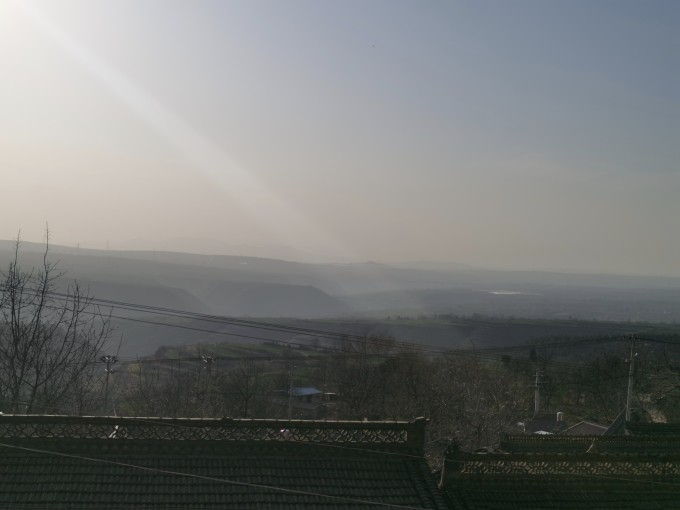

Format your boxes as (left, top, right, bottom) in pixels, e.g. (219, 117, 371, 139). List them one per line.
(14, 0, 354, 261)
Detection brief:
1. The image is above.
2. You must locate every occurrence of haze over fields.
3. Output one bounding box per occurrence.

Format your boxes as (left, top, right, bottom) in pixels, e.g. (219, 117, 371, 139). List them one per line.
(2, 241, 679, 357)
(1, 0, 678, 277)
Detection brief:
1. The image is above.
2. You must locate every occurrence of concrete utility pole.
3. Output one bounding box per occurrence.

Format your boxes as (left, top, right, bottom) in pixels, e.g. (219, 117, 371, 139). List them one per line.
(287, 364, 295, 420)
(534, 368, 542, 416)
(101, 355, 118, 415)
(201, 357, 215, 418)
(625, 336, 637, 422)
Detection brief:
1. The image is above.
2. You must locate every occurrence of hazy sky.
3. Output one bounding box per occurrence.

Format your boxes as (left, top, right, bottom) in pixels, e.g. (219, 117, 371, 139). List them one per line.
(1, 0, 678, 275)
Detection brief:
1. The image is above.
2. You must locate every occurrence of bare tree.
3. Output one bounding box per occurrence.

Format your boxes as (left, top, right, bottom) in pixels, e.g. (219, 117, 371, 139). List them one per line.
(425, 352, 530, 458)
(331, 332, 395, 419)
(380, 347, 433, 419)
(221, 360, 271, 418)
(0, 236, 111, 414)
(121, 357, 208, 418)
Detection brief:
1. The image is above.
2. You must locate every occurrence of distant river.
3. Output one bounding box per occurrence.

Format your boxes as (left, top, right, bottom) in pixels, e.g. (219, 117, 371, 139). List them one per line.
(488, 290, 539, 295)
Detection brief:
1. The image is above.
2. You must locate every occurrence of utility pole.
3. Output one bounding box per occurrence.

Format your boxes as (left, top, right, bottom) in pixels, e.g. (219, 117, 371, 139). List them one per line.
(101, 355, 118, 415)
(201, 356, 215, 418)
(533, 368, 542, 416)
(625, 336, 637, 422)
(287, 363, 295, 420)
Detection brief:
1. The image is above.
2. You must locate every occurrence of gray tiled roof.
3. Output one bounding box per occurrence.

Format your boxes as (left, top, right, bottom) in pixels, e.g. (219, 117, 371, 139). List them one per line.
(441, 433, 680, 509)
(560, 420, 608, 436)
(443, 475, 680, 510)
(0, 415, 447, 510)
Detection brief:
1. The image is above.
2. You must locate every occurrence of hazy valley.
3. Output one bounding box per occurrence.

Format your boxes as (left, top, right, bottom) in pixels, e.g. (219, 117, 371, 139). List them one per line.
(2, 240, 679, 357)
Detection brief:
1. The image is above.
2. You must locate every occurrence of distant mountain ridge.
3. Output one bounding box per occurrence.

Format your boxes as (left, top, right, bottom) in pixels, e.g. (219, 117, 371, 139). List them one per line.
(2, 240, 680, 324)
(0, 241, 348, 318)
(3, 240, 680, 357)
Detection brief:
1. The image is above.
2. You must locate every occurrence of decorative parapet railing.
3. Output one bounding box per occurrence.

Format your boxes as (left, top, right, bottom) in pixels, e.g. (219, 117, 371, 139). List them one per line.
(449, 454, 680, 476)
(0, 415, 427, 448)
(440, 434, 680, 489)
(500, 434, 680, 454)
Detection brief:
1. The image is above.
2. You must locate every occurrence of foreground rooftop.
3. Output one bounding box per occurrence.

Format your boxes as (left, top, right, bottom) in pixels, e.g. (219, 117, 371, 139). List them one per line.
(441, 428, 680, 509)
(0, 414, 446, 509)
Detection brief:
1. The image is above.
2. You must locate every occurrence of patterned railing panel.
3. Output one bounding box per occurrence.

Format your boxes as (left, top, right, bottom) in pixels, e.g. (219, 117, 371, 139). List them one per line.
(500, 434, 680, 454)
(0, 415, 422, 445)
(453, 456, 680, 476)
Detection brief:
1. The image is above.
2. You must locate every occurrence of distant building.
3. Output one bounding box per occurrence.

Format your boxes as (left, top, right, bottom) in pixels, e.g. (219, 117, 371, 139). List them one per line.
(273, 386, 326, 418)
(289, 386, 323, 401)
(560, 420, 608, 436)
(522, 412, 570, 434)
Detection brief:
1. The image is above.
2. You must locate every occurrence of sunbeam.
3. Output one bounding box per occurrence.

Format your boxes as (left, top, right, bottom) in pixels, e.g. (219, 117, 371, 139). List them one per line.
(14, 0, 355, 261)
